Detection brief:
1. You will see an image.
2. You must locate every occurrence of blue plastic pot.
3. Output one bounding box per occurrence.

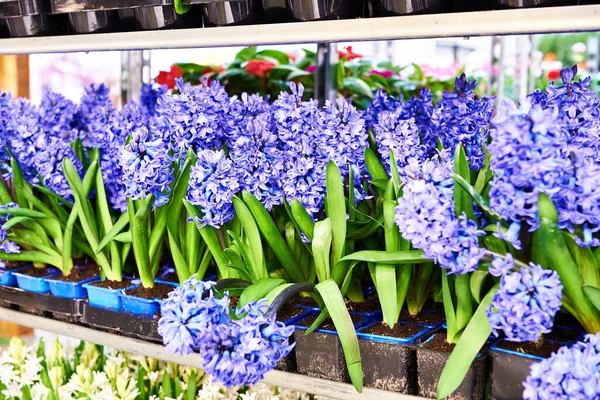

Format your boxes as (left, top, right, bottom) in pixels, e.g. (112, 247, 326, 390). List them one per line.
(0, 264, 30, 287)
(14, 268, 60, 293)
(358, 321, 431, 392)
(83, 281, 135, 310)
(47, 274, 100, 299)
(120, 284, 159, 316)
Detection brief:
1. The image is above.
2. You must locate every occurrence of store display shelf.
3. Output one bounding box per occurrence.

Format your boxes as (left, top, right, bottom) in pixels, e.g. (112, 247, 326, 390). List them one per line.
(0, 4, 599, 54)
(0, 307, 423, 399)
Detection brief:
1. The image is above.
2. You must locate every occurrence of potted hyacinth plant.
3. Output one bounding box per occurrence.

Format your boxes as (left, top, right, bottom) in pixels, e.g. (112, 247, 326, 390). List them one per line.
(154, 81, 367, 391)
(0, 91, 97, 298)
(437, 66, 600, 400)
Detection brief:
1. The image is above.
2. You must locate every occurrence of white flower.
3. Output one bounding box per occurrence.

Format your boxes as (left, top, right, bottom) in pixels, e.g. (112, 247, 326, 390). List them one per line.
(115, 375, 139, 400)
(17, 356, 43, 386)
(1, 381, 21, 398)
(0, 364, 17, 386)
(48, 365, 65, 389)
(30, 383, 51, 400)
(239, 393, 257, 400)
(147, 370, 161, 385)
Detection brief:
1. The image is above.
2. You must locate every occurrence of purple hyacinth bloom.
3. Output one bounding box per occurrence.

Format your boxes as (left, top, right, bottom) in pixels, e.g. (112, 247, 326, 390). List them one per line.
(282, 153, 327, 216)
(140, 83, 167, 118)
(406, 88, 438, 156)
(489, 253, 515, 277)
(224, 92, 272, 145)
(545, 65, 600, 156)
(523, 333, 600, 400)
(273, 82, 320, 156)
(75, 83, 119, 149)
(7, 98, 44, 184)
(489, 101, 571, 230)
(395, 156, 485, 274)
(493, 221, 523, 250)
(121, 126, 173, 207)
(362, 89, 401, 129)
(198, 299, 294, 388)
(159, 279, 230, 356)
(374, 102, 424, 174)
(434, 73, 494, 170)
(187, 149, 241, 228)
(158, 79, 231, 154)
(487, 263, 562, 342)
(230, 118, 286, 211)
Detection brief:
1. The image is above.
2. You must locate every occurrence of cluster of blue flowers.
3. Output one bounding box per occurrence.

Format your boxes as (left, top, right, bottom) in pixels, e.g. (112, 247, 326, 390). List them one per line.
(0, 203, 20, 258)
(434, 74, 493, 170)
(394, 157, 486, 275)
(490, 66, 600, 247)
(523, 332, 600, 399)
(158, 277, 294, 387)
(487, 263, 563, 342)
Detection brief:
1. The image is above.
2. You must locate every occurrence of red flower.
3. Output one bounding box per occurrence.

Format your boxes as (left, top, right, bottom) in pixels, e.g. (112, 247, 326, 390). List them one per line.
(245, 60, 276, 77)
(338, 46, 363, 61)
(155, 65, 184, 89)
(305, 65, 316, 73)
(547, 69, 560, 81)
(371, 69, 393, 79)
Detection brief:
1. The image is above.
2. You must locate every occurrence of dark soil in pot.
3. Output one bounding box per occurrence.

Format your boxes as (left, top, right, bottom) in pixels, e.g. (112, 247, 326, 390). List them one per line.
(359, 322, 426, 393)
(295, 313, 365, 382)
(275, 303, 305, 322)
(4, 260, 28, 270)
(230, 295, 240, 309)
(417, 332, 488, 400)
(159, 272, 179, 283)
(400, 309, 444, 327)
(125, 283, 174, 300)
(19, 266, 53, 277)
(295, 295, 319, 308)
(90, 279, 132, 290)
(50, 264, 98, 282)
(274, 303, 306, 372)
(347, 293, 381, 314)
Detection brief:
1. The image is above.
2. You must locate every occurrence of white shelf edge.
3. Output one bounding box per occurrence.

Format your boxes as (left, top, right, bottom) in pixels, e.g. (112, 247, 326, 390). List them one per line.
(0, 307, 423, 400)
(0, 5, 600, 54)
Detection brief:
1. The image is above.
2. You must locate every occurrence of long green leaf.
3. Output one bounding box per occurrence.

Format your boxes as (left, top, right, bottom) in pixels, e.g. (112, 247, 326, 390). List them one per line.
(0, 250, 61, 266)
(131, 197, 154, 287)
(313, 219, 333, 283)
(326, 161, 346, 268)
(583, 285, 600, 312)
(238, 278, 285, 309)
(453, 145, 476, 221)
(242, 191, 305, 282)
(315, 279, 363, 392)
(470, 270, 489, 303)
(437, 287, 497, 400)
(62, 207, 78, 274)
(96, 213, 129, 254)
(364, 148, 388, 182)
(442, 273, 458, 342)
(290, 200, 315, 241)
(233, 196, 266, 280)
(451, 173, 502, 222)
(340, 250, 426, 264)
(376, 264, 397, 327)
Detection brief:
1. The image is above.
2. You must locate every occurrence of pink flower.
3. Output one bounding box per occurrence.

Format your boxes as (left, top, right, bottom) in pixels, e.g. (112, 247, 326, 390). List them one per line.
(305, 65, 316, 73)
(371, 70, 393, 79)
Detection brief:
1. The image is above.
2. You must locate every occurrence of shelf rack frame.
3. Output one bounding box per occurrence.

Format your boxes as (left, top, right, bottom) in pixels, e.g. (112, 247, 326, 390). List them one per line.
(0, 4, 599, 54)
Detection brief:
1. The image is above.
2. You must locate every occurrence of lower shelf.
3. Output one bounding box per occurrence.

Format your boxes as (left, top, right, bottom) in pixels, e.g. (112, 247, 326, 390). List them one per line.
(0, 307, 424, 399)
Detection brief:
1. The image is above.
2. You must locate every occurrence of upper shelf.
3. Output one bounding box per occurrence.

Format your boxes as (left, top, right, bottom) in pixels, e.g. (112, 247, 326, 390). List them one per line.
(0, 4, 599, 54)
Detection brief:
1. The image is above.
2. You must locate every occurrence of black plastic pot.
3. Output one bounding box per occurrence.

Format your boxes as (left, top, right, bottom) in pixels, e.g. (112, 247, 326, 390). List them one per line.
(371, 0, 444, 17)
(82, 302, 163, 343)
(67, 10, 119, 34)
(134, 5, 182, 30)
(274, 306, 313, 372)
(262, 0, 292, 21)
(416, 332, 488, 400)
(0, 0, 64, 37)
(451, 0, 494, 11)
(288, 0, 366, 21)
(358, 321, 432, 393)
(294, 311, 368, 382)
(0, 285, 83, 323)
(201, 0, 262, 26)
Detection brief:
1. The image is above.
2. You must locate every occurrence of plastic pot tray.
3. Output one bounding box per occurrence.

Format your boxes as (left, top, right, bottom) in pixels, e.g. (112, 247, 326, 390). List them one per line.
(0, 284, 83, 322)
(81, 302, 162, 343)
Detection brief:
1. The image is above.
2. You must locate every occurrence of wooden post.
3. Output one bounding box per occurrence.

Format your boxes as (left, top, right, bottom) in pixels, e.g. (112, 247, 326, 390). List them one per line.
(0, 54, 33, 338)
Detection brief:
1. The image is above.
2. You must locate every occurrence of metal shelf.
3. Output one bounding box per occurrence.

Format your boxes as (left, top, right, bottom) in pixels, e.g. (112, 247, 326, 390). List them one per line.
(0, 307, 423, 400)
(0, 5, 599, 54)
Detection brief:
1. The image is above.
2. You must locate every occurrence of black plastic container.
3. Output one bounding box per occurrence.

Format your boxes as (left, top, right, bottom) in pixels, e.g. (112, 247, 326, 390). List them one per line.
(294, 311, 368, 383)
(0, 285, 83, 323)
(371, 0, 444, 16)
(451, 0, 493, 11)
(416, 331, 488, 400)
(134, 5, 182, 30)
(66, 10, 119, 33)
(262, 0, 292, 21)
(288, 0, 366, 21)
(274, 305, 314, 372)
(358, 321, 432, 393)
(0, 0, 64, 37)
(489, 328, 582, 400)
(82, 302, 163, 342)
(200, 0, 262, 26)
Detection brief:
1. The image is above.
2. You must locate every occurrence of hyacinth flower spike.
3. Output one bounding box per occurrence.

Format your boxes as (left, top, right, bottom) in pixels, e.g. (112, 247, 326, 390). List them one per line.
(159, 276, 364, 391)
